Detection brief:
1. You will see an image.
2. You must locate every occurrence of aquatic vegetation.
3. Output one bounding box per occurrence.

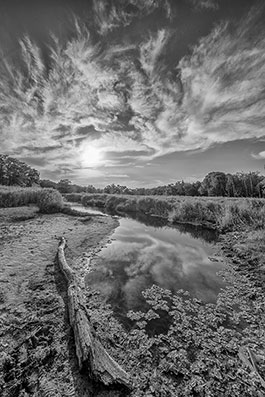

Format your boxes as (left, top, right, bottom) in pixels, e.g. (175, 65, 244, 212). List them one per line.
(83, 212, 265, 396)
(87, 268, 265, 396)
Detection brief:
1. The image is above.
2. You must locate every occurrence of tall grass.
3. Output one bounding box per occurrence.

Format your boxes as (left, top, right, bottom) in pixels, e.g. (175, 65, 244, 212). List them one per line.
(79, 193, 265, 231)
(0, 186, 63, 213)
(0, 185, 41, 207)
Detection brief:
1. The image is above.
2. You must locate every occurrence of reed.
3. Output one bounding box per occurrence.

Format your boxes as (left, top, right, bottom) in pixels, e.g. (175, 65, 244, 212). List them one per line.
(80, 193, 265, 231)
(0, 186, 64, 213)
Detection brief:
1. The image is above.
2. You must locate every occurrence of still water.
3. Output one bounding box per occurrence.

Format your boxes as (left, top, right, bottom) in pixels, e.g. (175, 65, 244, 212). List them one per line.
(68, 202, 106, 215)
(81, 208, 226, 329)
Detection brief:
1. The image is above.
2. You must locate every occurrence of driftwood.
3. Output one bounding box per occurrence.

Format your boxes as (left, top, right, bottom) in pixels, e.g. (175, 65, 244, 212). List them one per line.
(57, 237, 131, 388)
(239, 346, 265, 389)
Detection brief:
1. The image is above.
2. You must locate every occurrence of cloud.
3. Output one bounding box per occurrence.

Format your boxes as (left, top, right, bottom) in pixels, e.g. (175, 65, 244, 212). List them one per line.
(105, 174, 129, 178)
(252, 151, 265, 160)
(177, 6, 265, 151)
(93, 0, 172, 35)
(186, 0, 219, 10)
(1, 5, 265, 183)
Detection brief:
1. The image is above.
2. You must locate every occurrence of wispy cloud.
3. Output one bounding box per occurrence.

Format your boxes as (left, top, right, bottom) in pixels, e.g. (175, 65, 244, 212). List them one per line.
(0, 4, 265, 182)
(93, 0, 171, 35)
(178, 6, 265, 151)
(252, 151, 265, 160)
(187, 0, 219, 10)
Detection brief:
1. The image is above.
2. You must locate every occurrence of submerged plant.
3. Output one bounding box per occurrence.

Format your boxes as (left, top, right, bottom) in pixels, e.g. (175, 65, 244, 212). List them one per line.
(86, 267, 265, 397)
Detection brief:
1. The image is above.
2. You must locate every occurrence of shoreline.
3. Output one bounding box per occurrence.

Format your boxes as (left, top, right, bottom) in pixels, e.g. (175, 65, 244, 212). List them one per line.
(1, 205, 264, 396)
(0, 207, 121, 397)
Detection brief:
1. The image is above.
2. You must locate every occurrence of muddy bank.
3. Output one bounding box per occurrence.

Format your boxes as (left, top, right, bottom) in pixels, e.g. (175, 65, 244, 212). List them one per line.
(217, 228, 265, 292)
(0, 207, 124, 397)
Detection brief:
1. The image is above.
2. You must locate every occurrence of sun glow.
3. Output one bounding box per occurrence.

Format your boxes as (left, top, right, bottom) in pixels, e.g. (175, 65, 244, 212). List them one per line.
(80, 143, 103, 167)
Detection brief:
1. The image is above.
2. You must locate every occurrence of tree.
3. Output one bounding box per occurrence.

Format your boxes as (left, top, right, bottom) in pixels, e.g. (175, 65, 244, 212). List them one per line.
(199, 172, 227, 196)
(86, 185, 97, 193)
(40, 179, 58, 189)
(0, 154, 40, 186)
(183, 182, 200, 196)
(225, 174, 236, 197)
(57, 179, 73, 193)
(257, 179, 265, 197)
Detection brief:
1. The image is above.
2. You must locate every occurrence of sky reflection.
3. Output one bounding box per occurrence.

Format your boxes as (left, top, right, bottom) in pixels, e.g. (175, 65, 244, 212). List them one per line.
(86, 217, 225, 324)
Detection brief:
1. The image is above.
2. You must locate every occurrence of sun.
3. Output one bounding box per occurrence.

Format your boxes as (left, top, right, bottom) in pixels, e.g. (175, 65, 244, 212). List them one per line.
(80, 143, 103, 167)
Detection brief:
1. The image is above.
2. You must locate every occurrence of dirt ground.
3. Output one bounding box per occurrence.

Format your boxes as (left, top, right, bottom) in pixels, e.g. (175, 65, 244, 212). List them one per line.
(0, 206, 124, 397)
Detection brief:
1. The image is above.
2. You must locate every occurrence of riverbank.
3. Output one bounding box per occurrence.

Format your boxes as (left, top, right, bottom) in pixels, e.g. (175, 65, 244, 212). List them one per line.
(65, 193, 265, 232)
(0, 206, 122, 397)
(1, 201, 265, 396)
(217, 228, 265, 291)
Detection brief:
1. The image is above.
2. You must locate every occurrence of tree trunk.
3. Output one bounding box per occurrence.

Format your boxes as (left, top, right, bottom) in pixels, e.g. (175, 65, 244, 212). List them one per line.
(57, 237, 131, 389)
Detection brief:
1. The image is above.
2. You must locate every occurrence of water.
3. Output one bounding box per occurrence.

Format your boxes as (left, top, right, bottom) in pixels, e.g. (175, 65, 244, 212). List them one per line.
(67, 202, 106, 216)
(84, 211, 226, 330)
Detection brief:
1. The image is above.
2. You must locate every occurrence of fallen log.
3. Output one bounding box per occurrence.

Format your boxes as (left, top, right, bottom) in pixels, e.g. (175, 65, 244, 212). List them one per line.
(57, 237, 131, 388)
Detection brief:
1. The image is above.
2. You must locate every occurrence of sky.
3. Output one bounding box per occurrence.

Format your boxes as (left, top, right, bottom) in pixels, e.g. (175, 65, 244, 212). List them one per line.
(1, 0, 265, 187)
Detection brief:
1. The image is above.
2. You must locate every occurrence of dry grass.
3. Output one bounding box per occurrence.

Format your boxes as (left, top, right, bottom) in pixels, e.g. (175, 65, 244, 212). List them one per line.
(78, 193, 265, 231)
(0, 186, 64, 214)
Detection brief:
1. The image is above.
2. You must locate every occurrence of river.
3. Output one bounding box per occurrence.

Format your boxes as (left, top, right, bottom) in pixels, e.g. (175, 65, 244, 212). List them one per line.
(70, 203, 226, 332)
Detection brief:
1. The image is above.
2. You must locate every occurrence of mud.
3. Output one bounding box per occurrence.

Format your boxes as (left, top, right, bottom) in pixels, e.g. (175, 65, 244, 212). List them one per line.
(0, 207, 122, 397)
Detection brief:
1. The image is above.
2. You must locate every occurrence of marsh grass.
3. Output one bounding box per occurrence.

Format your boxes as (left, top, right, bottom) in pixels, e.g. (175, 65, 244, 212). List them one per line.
(75, 193, 265, 231)
(0, 185, 40, 207)
(0, 186, 64, 214)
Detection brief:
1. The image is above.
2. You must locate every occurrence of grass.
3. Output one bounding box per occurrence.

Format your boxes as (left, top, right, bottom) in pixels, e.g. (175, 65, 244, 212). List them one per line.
(67, 193, 265, 232)
(0, 206, 39, 222)
(2, 185, 264, 232)
(0, 185, 41, 208)
(0, 186, 64, 214)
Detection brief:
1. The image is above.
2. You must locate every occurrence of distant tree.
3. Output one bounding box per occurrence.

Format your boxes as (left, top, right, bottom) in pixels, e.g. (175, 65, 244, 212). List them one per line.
(103, 184, 122, 194)
(0, 154, 40, 186)
(174, 181, 185, 196)
(225, 174, 236, 197)
(184, 182, 199, 196)
(257, 178, 265, 197)
(193, 181, 202, 196)
(245, 172, 263, 197)
(134, 187, 146, 195)
(40, 179, 58, 189)
(86, 184, 97, 193)
(230, 172, 263, 197)
(57, 179, 73, 193)
(199, 172, 227, 196)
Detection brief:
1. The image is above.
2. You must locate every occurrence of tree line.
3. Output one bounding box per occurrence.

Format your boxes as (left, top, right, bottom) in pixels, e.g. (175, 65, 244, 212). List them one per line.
(1, 154, 265, 197)
(41, 171, 265, 198)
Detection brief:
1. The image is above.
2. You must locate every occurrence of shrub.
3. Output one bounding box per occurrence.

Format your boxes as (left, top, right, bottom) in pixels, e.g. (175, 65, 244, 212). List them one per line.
(116, 199, 138, 213)
(37, 189, 63, 213)
(137, 197, 155, 213)
(105, 196, 128, 212)
(63, 193, 83, 203)
(81, 194, 108, 208)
